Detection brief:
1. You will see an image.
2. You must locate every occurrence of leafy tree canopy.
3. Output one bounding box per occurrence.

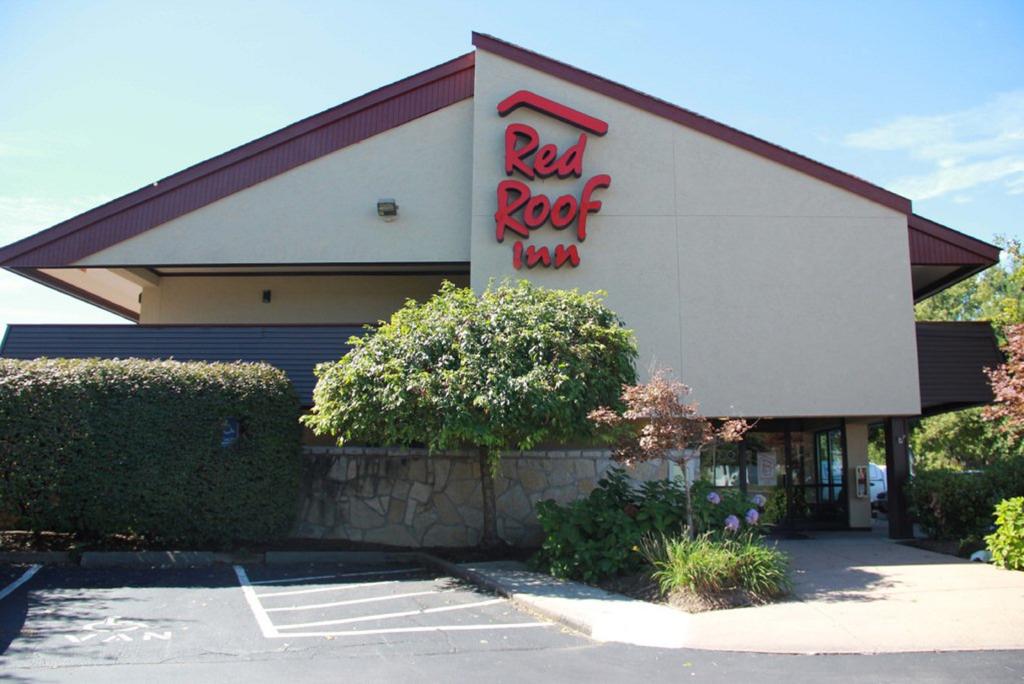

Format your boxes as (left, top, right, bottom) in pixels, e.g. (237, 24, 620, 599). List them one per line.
(915, 237, 1023, 336)
(911, 406, 1022, 470)
(913, 236, 1023, 469)
(986, 324, 1024, 441)
(303, 280, 637, 453)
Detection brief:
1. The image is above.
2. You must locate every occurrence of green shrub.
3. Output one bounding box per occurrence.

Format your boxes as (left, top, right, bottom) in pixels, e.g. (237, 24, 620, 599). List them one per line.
(987, 497, 1024, 570)
(906, 468, 994, 541)
(0, 358, 301, 545)
(989, 456, 1024, 502)
(690, 480, 767, 535)
(642, 533, 791, 601)
(762, 487, 787, 525)
(531, 468, 688, 582)
(907, 457, 1024, 542)
(531, 469, 775, 582)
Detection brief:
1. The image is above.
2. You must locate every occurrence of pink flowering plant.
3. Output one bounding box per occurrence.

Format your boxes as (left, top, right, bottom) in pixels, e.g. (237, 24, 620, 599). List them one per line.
(589, 368, 751, 538)
(690, 480, 771, 538)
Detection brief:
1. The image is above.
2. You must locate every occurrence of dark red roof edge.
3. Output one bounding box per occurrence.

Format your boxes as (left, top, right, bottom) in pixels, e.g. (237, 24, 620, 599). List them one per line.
(0, 51, 476, 267)
(472, 32, 911, 215)
(909, 213, 1001, 263)
(12, 268, 139, 321)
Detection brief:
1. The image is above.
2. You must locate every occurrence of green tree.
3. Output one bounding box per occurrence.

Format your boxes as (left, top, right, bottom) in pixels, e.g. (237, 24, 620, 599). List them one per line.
(915, 237, 1023, 335)
(913, 237, 1023, 469)
(301, 281, 638, 546)
(910, 407, 1022, 470)
(867, 424, 887, 466)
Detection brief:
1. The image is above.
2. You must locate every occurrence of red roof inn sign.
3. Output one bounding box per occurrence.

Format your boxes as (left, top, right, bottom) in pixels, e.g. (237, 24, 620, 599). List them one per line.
(493, 90, 611, 269)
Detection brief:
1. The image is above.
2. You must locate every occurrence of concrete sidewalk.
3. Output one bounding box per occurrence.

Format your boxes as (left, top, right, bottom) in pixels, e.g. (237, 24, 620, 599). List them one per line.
(448, 532, 1024, 654)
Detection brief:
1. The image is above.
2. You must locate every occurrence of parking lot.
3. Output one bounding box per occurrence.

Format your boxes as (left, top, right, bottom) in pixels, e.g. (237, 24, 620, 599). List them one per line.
(0, 560, 580, 670)
(2, 560, 1024, 683)
(234, 561, 555, 640)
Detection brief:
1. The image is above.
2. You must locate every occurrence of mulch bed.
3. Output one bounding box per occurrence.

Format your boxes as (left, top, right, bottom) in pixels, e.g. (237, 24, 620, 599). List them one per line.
(596, 569, 762, 613)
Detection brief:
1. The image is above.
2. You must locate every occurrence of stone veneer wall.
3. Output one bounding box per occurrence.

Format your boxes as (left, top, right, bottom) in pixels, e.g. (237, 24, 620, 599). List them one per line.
(296, 446, 669, 547)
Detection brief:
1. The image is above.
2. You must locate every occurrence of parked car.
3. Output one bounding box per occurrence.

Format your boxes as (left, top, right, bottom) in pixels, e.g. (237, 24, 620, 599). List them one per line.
(870, 463, 887, 510)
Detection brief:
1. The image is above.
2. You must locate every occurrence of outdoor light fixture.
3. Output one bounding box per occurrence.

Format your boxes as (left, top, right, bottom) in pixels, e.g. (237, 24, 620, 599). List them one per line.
(377, 198, 398, 220)
(262, 289, 272, 303)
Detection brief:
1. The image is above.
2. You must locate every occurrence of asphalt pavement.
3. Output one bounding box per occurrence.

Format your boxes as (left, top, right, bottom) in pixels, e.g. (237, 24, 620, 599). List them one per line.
(1, 561, 1022, 683)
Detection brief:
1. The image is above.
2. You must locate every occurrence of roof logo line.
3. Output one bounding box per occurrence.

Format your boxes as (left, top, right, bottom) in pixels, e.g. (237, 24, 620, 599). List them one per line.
(496, 90, 608, 136)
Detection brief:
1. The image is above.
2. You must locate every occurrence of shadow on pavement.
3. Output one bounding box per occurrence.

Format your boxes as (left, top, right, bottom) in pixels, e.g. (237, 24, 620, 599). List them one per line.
(0, 564, 237, 663)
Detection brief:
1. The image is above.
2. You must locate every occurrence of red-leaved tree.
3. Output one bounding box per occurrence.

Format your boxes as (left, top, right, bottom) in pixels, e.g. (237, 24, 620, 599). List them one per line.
(589, 369, 751, 538)
(985, 323, 1024, 440)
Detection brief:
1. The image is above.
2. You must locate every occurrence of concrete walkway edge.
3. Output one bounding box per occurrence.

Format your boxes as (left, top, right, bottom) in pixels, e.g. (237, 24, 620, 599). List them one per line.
(417, 554, 695, 648)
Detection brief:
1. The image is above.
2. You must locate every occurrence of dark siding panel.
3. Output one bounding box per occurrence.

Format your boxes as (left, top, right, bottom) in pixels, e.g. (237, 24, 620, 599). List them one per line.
(916, 322, 1003, 415)
(0, 325, 368, 406)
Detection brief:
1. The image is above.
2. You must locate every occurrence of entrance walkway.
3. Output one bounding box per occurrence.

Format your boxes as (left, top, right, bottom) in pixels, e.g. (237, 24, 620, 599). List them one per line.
(684, 528, 1024, 653)
(449, 525, 1024, 654)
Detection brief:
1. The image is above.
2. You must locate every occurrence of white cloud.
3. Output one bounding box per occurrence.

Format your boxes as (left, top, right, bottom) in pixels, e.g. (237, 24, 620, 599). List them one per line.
(844, 91, 1024, 200)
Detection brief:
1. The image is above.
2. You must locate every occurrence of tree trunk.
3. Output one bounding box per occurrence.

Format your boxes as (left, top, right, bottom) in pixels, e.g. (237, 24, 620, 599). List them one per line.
(681, 456, 696, 539)
(477, 446, 501, 548)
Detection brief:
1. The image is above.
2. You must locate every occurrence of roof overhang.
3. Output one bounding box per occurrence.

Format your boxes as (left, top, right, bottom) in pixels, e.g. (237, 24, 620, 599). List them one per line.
(908, 214, 1001, 301)
(7, 267, 140, 321)
(0, 33, 1004, 315)
(0, 52, 475, 270)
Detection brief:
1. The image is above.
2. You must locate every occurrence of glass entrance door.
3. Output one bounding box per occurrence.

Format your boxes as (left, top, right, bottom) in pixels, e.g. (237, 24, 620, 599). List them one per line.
(787, 427, 847, 526)
(816, 429, 844, 505)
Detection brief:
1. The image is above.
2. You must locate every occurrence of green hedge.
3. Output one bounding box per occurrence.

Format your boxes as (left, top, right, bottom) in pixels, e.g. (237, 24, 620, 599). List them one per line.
(0, 358, 302, 545)
(907, 457, 1024, 542)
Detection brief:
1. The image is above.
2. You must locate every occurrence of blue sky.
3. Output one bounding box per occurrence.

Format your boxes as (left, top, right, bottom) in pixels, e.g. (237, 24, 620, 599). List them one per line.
(1, 0, 1022, 333)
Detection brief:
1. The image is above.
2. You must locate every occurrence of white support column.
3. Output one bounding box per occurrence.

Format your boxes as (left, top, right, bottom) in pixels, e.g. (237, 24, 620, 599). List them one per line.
(844, 419, 873, 529)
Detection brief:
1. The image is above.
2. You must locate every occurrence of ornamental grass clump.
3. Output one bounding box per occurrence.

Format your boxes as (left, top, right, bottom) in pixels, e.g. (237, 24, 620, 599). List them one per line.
(641, 533, 791, 607)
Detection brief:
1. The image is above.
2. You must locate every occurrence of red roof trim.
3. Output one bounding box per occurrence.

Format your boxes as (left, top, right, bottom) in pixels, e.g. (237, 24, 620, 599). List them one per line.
(0, 52, 476, 268)
(908, 213, 1000, 264)
(472, 32, 911, 214)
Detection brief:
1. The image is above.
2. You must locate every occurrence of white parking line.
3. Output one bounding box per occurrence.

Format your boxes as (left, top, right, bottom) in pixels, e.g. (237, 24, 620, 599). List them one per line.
(256, 579, 400, 599)
(250, 567, 424, 586)
(0, 565, 41, 602)
(275, 622, 553, 638)
(233, 565, 279, 638)
(263, 590, 439, 613)
(248, 574, 337, 585)
(275, 598, 505, 630)
(234, 564, 553, 641)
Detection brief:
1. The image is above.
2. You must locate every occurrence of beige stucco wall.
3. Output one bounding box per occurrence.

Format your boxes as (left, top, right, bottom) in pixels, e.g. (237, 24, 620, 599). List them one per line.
(139, 274, 467, 324)
(469, 50, 920, 418)
(77, 100, 474, 266)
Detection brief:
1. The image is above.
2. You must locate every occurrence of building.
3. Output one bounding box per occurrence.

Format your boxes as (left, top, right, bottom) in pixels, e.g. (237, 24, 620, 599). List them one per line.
(0, 33, 1003, 546)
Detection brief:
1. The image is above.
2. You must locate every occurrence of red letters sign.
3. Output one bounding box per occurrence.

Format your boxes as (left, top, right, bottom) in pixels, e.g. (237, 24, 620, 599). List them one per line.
(493, 91, 610, 269)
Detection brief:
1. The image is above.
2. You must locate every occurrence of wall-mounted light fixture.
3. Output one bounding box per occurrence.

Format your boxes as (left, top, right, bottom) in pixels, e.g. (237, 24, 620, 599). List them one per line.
(377, 198, 398, 221)
(262, 289, 272, 303)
